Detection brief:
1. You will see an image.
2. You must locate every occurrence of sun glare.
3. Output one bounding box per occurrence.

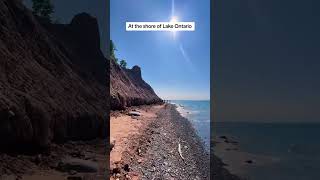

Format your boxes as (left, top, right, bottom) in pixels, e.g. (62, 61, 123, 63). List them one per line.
(170, 16, 179, 23)
(170, 16, 179, 39)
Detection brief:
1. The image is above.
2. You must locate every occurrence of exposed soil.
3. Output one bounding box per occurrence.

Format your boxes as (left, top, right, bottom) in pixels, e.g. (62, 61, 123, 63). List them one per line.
(110, 105, 163, 167)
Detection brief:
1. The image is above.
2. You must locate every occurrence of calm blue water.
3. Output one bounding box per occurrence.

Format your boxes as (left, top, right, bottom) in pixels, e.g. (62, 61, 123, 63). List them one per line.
(215, 122, 320, 180)
(171, 100, 210, 149)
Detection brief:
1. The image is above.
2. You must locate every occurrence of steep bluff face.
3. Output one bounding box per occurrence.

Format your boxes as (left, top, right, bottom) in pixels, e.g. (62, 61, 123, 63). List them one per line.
(0, 0, 107, 151)
(110, 59, 163, 110)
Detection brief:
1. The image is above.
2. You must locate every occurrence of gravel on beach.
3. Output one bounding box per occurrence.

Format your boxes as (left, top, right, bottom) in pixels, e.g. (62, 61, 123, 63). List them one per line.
(116, 104, 210, 179)
(112, 103, 244, 180)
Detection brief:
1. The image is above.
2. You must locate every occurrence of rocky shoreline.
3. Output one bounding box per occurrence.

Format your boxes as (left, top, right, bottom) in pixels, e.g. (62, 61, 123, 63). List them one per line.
(110, 104, 209, 179)
(110, 103, 245, 180)
(211, 153, 244, 180)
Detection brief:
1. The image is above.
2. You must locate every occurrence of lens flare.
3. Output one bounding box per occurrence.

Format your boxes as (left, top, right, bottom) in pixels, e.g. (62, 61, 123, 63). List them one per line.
(170, 16, 179, 23)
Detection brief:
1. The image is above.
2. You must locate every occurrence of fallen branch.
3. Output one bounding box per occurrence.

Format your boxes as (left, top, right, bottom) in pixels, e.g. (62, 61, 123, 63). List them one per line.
(178, 139, 185, 160)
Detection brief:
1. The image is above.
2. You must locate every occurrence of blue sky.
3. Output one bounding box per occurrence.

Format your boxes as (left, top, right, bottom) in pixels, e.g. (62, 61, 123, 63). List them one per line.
(111, 0, 210, 100)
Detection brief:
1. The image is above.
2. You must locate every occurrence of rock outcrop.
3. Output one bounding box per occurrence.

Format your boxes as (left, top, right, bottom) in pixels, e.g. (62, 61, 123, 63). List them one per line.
(110, 58, 162, 110)
(0, 0, 107, 151)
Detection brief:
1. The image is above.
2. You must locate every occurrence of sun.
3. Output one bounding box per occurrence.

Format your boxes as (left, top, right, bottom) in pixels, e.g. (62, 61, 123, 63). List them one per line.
(170, 16, 179, 23)
(170, 16, 179, 39)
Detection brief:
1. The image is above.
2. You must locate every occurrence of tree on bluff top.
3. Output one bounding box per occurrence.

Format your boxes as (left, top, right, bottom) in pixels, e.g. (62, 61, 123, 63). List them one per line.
(110, 40, 117, 58)
(110, 40, 119, 63)
(120, 59, 127, 68)
(32, 0, 54, 22)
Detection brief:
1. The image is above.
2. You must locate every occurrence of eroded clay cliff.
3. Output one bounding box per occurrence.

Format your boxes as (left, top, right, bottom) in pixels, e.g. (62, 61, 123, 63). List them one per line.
(0, 0, 161, 151)
(0, 0, 107, 151)
(110, 58, 162, 110)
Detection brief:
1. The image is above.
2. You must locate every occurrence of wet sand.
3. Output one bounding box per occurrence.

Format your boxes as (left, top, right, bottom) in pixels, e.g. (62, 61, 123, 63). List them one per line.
(213, 135, 280, 179)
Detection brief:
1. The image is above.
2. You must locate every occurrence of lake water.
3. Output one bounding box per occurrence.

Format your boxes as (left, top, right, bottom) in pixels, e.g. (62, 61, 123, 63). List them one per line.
(215, 122, 320, 180)
(171, 100, 210, 150)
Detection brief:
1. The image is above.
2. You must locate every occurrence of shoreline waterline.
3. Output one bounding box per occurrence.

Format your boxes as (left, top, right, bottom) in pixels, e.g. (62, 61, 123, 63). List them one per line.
(214, 122, 320, 180)
(170, 100, 211, 150)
